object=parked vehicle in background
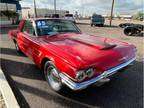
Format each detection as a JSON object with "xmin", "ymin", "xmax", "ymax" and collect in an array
[
  {"xmin": 64, "ymin": 14, "xmax": 76, "ymax": 23},
  {"xmin": 124, "ymin": 24, "xmax": 144, "ymax": 36},
  {"xmin": 119, "ymin": 23, "xmax": 134, "ymax": 28},
  {"xmin": 91, "ymin": 14, "xmax": 105, "ymax": 27},
  {"xmin": 52, "ymin": 14, "xmax": 59, "ymax": 18}
]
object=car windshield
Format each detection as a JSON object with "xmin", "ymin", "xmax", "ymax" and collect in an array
[{"xmin": 36, "ymin": 19, "xmax": 80, "ymax": 36}]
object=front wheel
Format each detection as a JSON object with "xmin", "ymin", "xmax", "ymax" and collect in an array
[
  {"xmin": 44, "ymin": 61, "xmax": 64, "ymax": 92},
  {"xmin": 124, "ymin": 28, "xmax": 133, "ymax": 36}
]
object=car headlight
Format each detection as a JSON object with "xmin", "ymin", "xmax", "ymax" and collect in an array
[
  {"xmin": 85, "ymin": 68, "xmax": 95, "ymax": 78},
  {"xmin": 76, "ymin": 70, "xmax": 86, "ymax": 82},
  {"xmin": 76, "ymin": 68, "xmax": 96, "ymax": 82}
]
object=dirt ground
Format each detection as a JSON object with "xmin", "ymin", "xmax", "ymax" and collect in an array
[{"xmin": 76, "ymin": 19, "xmax": 143, "ymax": 26}]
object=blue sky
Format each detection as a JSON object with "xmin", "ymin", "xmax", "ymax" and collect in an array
[{"xmin": 20, "ymin": 0, "xmax": 143, "ymax": 15}]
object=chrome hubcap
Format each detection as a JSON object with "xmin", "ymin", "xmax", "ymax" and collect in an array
[{"xmin": 47, "ymin": 66, "xmax": 61, "ymax": 90}]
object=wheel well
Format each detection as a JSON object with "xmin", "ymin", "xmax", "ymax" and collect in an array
[{"xmin": 41, "ymin": 57, "xmax": 50, "ymax": 70}]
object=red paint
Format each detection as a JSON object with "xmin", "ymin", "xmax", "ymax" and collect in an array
[{"xmin": 9, "ymin": 19, "xmax": 136, "ymax": 82}]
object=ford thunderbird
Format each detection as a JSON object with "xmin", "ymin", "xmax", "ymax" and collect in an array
[{"xmin": 9, "ymin": 18, "xmax": 136, "ymax": 92}]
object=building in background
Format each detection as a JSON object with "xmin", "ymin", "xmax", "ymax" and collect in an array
[
  {"xmin": 0, "ymin": 0, "xmax": 21, "ymax": 25},
  {"xmin": 119, "ymin": 14, "xmax": 132, "ymax": 20},
  {"xmin": 0, "ymin": 3, "xmax": 16, "ymax": 11},
  {"xmin": 0, "ymin": 3, "xmax": 16, "ymax": 21},
  {"xmin": 22, "ymin": 7, "xmax": 68, "ymax": 18}
]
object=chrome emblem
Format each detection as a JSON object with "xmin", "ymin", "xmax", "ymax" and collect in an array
[
  {"xmin": 118, "ymin": 56, "xmax": 128, "ymax": 61},
  {"xmin": 102, "ymin": 72, "xmax": 108, "ymax": 78}
]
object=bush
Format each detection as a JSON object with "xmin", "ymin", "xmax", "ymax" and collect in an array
[
  {"xmin": 132, "ymin": 12, "xmax": 144, "ymax": 21},
  {"xmin": 1, "ymin": 10, "xmax": 19, "ymax": 24}
]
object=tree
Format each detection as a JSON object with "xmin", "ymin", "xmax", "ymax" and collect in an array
[{"xmin": 1, "ymin": 10, "xmax": 18, "ymax": 24}]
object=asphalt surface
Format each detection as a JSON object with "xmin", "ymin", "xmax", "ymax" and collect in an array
[{"xmin": 0, "ymin": 25, "xmax": 143, "ymax": 108}]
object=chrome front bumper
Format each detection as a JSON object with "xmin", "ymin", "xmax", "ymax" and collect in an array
[{"xmin": 59, "ymin": 57, "xmax": 136, "ymax": 90}]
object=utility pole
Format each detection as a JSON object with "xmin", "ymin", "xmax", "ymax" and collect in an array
[
  {"xmin": 34, "ymin": 0, "xmax": 37, "ymax": 18},
  {"xmin": 110, "ymin": 0, "xmax": 114, "ymax": 26},
  {"xmin": 5, "ymin": 2, "xmax": 10, "ymax": 20},
  {"xmin": 54, "ymin": 0, "xmax": 56, "ymax": 14}
]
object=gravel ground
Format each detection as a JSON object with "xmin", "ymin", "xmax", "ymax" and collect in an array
[
  {"xmin": 0, "ymin": 92, "xmax": 6, "ymax": 108},
  {"xmin": 76, "ymin": 19, "xmax": 143, "ymax": 26}
]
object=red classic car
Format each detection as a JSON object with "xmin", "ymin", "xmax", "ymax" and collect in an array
[{"xmin": 9, "ymin": 18, "xmax": 136, "ymax": 92}]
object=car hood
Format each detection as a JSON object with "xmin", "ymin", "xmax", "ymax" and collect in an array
[{"xmin": 41, "ymin": 33, "xmax": 136, "ymax": 71}]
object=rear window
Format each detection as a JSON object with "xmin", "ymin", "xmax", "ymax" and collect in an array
[{"xmin": 92, "ymin": 15, "xmax": 103, "ymax": 18}]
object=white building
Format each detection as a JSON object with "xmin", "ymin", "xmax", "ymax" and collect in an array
[
  {"xmin": 22, "ymin": 7, "xmax": 68, "ymax": 18},
  {"xmin": 119, "ymin": 14, "xmax": 132, "ymax": 20}
]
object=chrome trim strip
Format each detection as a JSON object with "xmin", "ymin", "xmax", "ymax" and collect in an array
[{"xmin": 59, "ymin": 57, "xmax": 136, "ymax": 90}]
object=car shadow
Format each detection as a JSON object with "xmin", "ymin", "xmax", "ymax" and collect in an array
[
  {"xmin": 14, "ymin": 81, "xmax": 91, "ymax": 108},
  {"xmin": 1, "ymin": 58, "xmax": 45, "ymax": 81},
  {"xmin": 1, "ymin": 58, "xmax": 143, "ymax": 108},
  {"xmin": 1, "ymin": 47, "xmax": 26, "ymax": 57},
  {"xmin": 2, "ymin": 67, "xmax": 30, "ymax": 108}
]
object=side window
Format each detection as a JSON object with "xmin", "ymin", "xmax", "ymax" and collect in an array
[{"xmin": 23, "ymin": 21, "xmax": 35, "ymax": 36}]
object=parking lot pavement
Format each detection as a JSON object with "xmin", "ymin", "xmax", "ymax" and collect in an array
[{"xmin": 0, "ymin": 24, "xmax": 143, "ymax": 108}]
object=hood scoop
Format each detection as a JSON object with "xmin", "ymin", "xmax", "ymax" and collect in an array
[
  {"xmin": 43, "ymin": 33, "xmax": 117, "ymax": 50},
  {"xmin": 101, "ymin": 44, "xmax": 117, "ymax": 50},
  {"xmin": 101, "ymin": 39, "xmax": 117, "ymax": 50},
  {"xmin": 68, "ymin": 35, "xmax": 117, "ymax": 50}
]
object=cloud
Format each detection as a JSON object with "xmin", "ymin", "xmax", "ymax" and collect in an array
[{"xmin": 20, "ymin": 0, "xmax": 143, "ymax": 15}]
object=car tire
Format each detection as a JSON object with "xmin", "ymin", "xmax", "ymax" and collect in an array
[
  {"xmin": 44, "ymin": 61, "xmax": 64, "ymax": 92},
  {"xmin": 15, "ymin": 42, "xmax": 22, "ymax": 54},
  {"xmin": 91, "ymin": 23, "xmax": 93, "ymax": 27},
  {"xmin": 124, "ymin": 28, "xmax": 133, "ymax": 36}
]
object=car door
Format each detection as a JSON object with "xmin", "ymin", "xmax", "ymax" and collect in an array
[
  {"xmin": 17, "ymin": 20, "xmax": 32, "ymax": 56},
  {"xmin": 16, "ymin": 21, "xmax": 33, "ymax": 55},
  {"xmin": 17, "ymin": 20, "xmax": 42, "ymax": 62}
]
